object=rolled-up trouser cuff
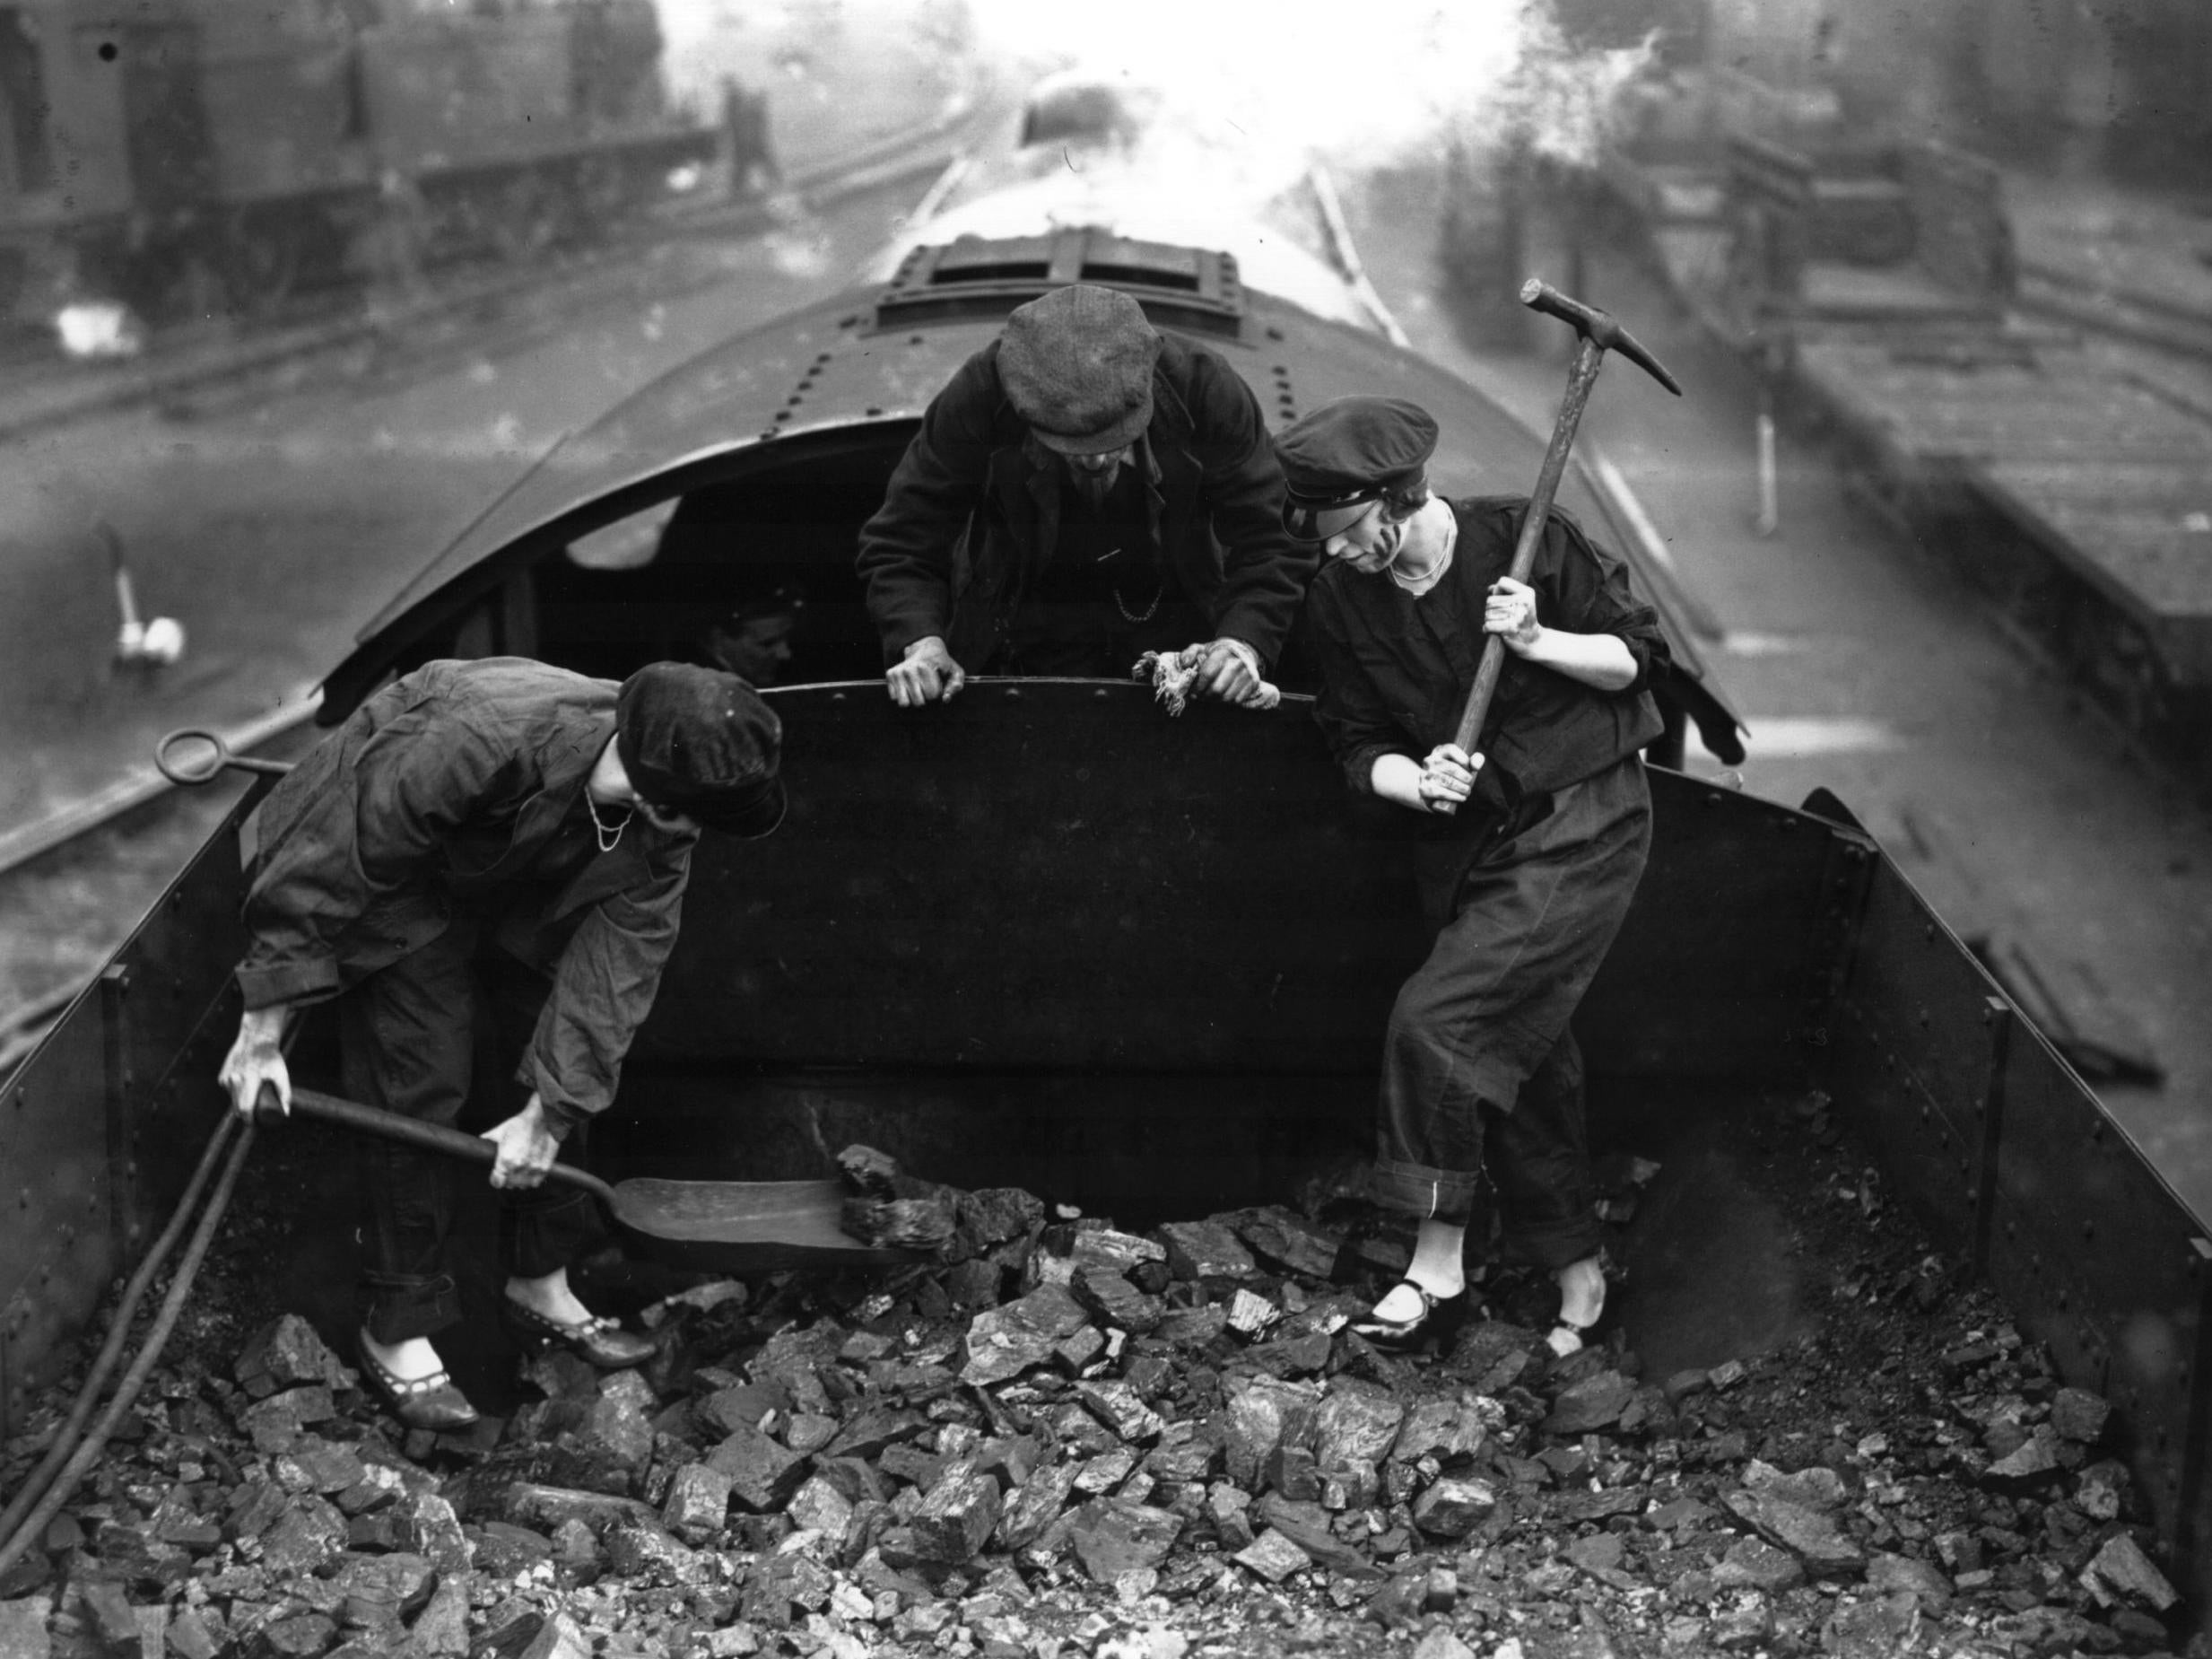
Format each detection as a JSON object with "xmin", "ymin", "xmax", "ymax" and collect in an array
[
  {"xmin": 1497, "ymin": 1209, "xmax": 1606, "ymax": 1273},
  {"xmin": 361, "ymin": 1270, "xmax": 463, "ymax": 1345},
  {"xmin": 502, "ymin": 1179, "xmax": 607, "ymax": 1282},
  {"xmin": 1370, "ymin": 1155, "xmax": 1484, "ymax": 1227}
]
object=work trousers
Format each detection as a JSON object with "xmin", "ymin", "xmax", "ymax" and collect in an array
[
  {"xmin": 337, "ymin": 918, "xmax": 605, "ymax": 1343},
  {"xmin": 1370, "ymin": 755, "xmax": 1651, "ymax": 1270}
]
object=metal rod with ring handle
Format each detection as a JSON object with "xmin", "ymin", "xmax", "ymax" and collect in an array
[{"xmin": 156, "ymin": 728, "xmax": 296, "ymax": 786}]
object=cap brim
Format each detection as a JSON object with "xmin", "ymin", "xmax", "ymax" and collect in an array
[
  {"xmin": 1028, "ymin": 400, "xmax": 1153, "ymax": 456},
  {"xmin": 1282, "ymin": 493, "xmax": 1381, "ymax": 544},
  {"xmin": 680, "ymin": 773, "xmax": 788, "ymax": 840}
]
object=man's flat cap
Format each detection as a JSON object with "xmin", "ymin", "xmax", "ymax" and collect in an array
[
  {"xmin": 998, "ymin": 284, "xmax": 1160, "ymax": 455},
  {"xmin": 1272, "ymin": 396, "xmax": 1440, "ymax": 540},
  {"xmin": 615, "ymin": 663, "xmax": 786, "ymax": 839}
]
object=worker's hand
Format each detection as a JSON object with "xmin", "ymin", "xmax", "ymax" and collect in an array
[
  {"xmin": 886, "ymin": 636, "xmax": 966, "ymax": 707},
  {"xmin": 219, "ymin": 1006, "xmax": 292, "ymax": 1122},
  {"xmin": 1193, "ymin": 638, "xmax": 1268, "ymax": 708},
  {"xmin": 482, "ymin": 1095, "xmax": 562, "ymax": 1191},
  {"xmin": 1417, "ymin": 743, "xmax": 1481, "ymax": 813},
  {"xmin": 1485, "ymin": 577, "xmax": 1543, "ymax": 652}
]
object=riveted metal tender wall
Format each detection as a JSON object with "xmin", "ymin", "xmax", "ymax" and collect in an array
[
  {"xmin": 0, "ymin": 786, "xmax": 257, "ymax": 1438},
  {"xmin": 1824, "ymin": 846, "xmax": 2212, "ymax": 1611},
  {"xmin": 636, "ymin": 685, "xmax": 1836, "ymax": 1084}
]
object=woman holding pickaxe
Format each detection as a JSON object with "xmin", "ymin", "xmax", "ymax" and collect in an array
[{"xmin": 1279, "ymin": 358, "xmax": 1677, "ymax": 1356}]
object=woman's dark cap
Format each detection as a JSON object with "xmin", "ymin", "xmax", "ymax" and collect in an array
[
  {"xmin": 1272, "ymin": 396, "xmax": 1440, "ymax": 540},
  {"xmin": 614, "ymin": 663, "xmax": 786, "ymax": 839}
]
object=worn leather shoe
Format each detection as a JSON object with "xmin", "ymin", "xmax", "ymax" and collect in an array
[
  {"xmin": 500, "ymin": 1297, "xmax": 656, "ymax": 1370},
  {"xmin": 355, "ymin": 1335, "xmax": 480, "ymax": 1433}
]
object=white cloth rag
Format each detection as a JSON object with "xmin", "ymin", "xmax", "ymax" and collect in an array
[{"xmin": 1131, "ymin": 645, "xmax": 1281, "ymax": 715}]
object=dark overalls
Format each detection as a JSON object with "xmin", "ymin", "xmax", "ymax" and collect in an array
[
  {"xmin": 235, "ymin": 659, "xmax": 695, "ymax": 1342},
  {"xmin": 1371, "ymin": 757, "xmax": 1650, "ymax": 1263},
  {"xmin": 338, "ymin": 896, "xmax": 605, "ymax": 1342}
]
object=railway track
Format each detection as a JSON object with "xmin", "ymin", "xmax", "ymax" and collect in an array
[{"xmin": 0, "ymin": 77, "xmax": 1002, "ymax": 445}]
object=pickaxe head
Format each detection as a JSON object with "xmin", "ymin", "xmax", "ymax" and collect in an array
[{"xmin": 1520, "ymin": 278, "xmax": 1682, "ymax": 397}]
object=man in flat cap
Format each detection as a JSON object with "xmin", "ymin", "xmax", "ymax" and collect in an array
[
  {"xmin": 220, "ymin": 658, "xmax": 785, "ymax": 1429},
  {"xmin": 1279, "ymin": 396, "xmax": 1671, "ymax": 1358},
  {"xmin": 857, "ymin": 283, "xmax": 1314, "ymax": 705}
]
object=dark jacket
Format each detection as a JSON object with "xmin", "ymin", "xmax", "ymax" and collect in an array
[
  {"xmin": 236, "ymin": 658, "xmax": 695, "ymax": 1130},
  {"xmin": 856, "ymin": 333, "xmax": 1316, "ymax": 669},
  {"xmin": 1306, "ymin": 497, "xmax": 1668, "ymax": 809}
]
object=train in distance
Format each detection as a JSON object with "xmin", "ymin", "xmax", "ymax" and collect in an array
[
  {"xmin": 0, "ymin": 0, "xmax": 736, "ymax": 332},
  {"xmin": 4, "ymin": 158, "xmax": 2211, "ymax": 1612}
]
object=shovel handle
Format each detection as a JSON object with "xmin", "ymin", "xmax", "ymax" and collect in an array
[{"xmin": 279, "ymin": 1087, "xmax": 618, "ymax": 1205}]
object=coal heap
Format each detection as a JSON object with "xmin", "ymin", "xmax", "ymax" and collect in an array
[{"xmin": 0, "ymin": 1116, "xmax": 2196, "ymax": 1659}]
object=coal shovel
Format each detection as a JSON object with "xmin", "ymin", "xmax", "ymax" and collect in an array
[{"xmin": 274, "ymin": 1087, "xmax": 913, "ymax": 1271}]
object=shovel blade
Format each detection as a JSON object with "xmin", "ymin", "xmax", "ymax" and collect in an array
[{"xmin": 606, "ymin": 1176, "xmax": 914, "ymax": 1272}]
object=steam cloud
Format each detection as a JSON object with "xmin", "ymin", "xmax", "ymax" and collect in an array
[
  {"xmin": 653, "ymin": 0, "xmax": 1654, "ymax": 300},
  {"xmin": 958, "ymin": 0, "xmax": 1656, "ymax": 182},
  {"xmin": 655, "ymin": 1, "xmax": 1652, "ymax": 182}
]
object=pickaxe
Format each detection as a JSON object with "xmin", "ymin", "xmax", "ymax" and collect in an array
[{"xmin": 1439, "ymin": 278, "xmax": 1680, "ymax": 813}]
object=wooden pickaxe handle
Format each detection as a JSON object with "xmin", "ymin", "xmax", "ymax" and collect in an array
[{"xmin": 1435, "ymin": 279, "xmax": 1680, "ymax": 813}]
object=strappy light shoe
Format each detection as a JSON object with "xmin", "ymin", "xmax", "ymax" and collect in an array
[
  {"xmin": 500, "ymin": 1297, "xmax": 655, "ymax": 1370},
  {"xmin": 1351, "ymin": 1279, "xmax": 1475, "ymax": 1351},
  {"xmin": 356, "ymin": 1333, "xmax": 480, "ymax": 1433}
]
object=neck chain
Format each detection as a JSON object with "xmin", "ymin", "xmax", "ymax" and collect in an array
[
  {"xmin": 1114, "ymin": 580, "xmax": 1164, "ymax": 623},
  {"xmin": 586, "ymin": 792, "xmax": 631, "ymax": 853}
]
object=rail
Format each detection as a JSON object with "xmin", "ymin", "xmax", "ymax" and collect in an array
[{"xmin": 1308, "ymin": 162, "xmax": 1413, "ymax": 349}]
